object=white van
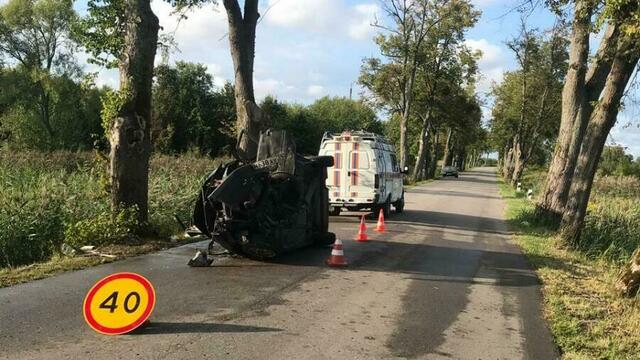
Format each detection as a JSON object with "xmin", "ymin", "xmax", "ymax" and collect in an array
[{"xmin": 318, "ymin": 131, "xmax": 406, "ymax": 217}]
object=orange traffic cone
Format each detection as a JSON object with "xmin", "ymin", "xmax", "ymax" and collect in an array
[
  {"xmin": 354, "ymin": 215, "xmax": 369, "ymax": 242},
  {"xmin": 326, "ymin": 239, "xmax": 348, "ymax": 267},
  {"xmin": 374, "ymin": 209, "xmax": 386, "ymax": 233}
]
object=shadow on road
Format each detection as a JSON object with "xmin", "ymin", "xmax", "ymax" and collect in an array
[{"xmin": 132, "ymin": 322, "xmax": 282, "ymax": 335}]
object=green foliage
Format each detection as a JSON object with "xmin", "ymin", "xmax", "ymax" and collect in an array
[
  {"xmin": 580, "ymin": 196, "xmax": 640, "ymax": 262},
  {"xmin": 64, "ymin": 207, "xmax": 138, "ymax": 248},
  {"xmin": 261, "ymin": 96, "xmax": 384, "ymax": 155},
  {"xmin": 514, "ymin": 166, "xmax": 640, "ymax": 264},
  {"xmin": 100, "ymin": 84, "xmax": 130, "ymax": 134},
  {"xmin": 72, "ymin": 0, "xmax": 126, "ymax": 68},
  {"xmin": 0, "ymin": 149, "xmax": 220, "ymax": 269},
  {"xmin": 598, "ymin": 145, "xmax": 640, "ymax": 177},
  {"xmin": 0, "ymin": 167, "xmax": 65, "ymax": 267},
  {"xmin": 152, "ymin": 62, "xmax": 235, "ymax": 156},
  {"xmin": 0, "ymin": 67, "xmax": 105, "ymax": 150},
  {"xmin": 500, "ymin": 177, "xmax": 640, "ymax": 359},
  {"xmin": 489, "ymin": 26, "xmax": 567, "ymax": 166}
]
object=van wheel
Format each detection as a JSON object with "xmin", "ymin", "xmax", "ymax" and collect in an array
[
  {"xmin": 383, "ymin": 197, "xmax": 391, "ymax": 218},
  {"xmin": 329, "ymin": 206, "xmax": 341, "ymax": 216},
  {"xmin": 394, "ymin": 192, "xmax": 404, "ymax": 213}
]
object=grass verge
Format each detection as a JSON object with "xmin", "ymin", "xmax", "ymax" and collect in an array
[{"xmin": 498, "ymin": 179, "xmax": 640, "ymax": 359}]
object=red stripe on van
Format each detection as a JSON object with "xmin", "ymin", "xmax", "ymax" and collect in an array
[
  {"xmin": 351, "ymin": 142, "xmax": 359, "ymax": 186},
  {"xmin": 334, "ymin": 170, "xmax": 341, "ymax": 187}
]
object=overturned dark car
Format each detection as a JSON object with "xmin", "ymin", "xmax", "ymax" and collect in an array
[{"xmin": 191, "ymin": 129, "xmax": 336, "ymax": 260}]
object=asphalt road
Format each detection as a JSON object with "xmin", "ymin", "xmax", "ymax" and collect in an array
[{"xmin": 0, "ymin": 167, "xmax": 557, "ymax": 359}]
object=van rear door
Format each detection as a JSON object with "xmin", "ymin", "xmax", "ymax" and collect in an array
[
  {"xmin": 346, "ymin": 142, "xmax": 373, "ymax": 199},
  {"xmin": 321, "ymin": 141, "xmax": 349, "ymax": 200}
]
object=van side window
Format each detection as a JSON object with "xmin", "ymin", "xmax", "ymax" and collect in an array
[{"xmin": 390, "ymin": 154, "xmax": 398, "ymax": 172}]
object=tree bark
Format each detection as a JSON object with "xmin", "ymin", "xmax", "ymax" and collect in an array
[
  {"xmin": 560, "ymin": 43, "xmax": 639, "ymax": 244},
  {"xmin": 223, "ymin": 0, "xmax": 264, "ymax": 160},
  {"xmin": 441, "ymin": 127, "xmax": 453, "ymax": 168},
  {"xmin": 427, "ymin": 129, "xmax": 440, "ymax": 179},
  {"xmin": 510, "ymin": 140, "xmax": 524, "ymax": 187},
  {"xmin": 110, "ymin": 0, "xmax": 159, "ymax": 224},
  {"xmin": 536, "ymin": 0, "xmax": 592, "ymax": 218},
  {"xmin": 399, "ymin": 67, "xmax": 416, "ymax": 169},
  {"xmin": 412, "ymin": 112, "xmax": 432, "ymax": 181}
]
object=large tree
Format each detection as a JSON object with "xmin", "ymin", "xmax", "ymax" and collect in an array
[
  {"xmin": 75, "ymin": 0, "xmax": 159, "ymax": 224},
  {"xmin": 0, "ymin": 0, "xmax": 77, "ymax": 143},
  {"xmin": 360, "ymin": 0, "xmax": 446, "ymax": 169},
  {"xmin": 536, "ymin": 0, "xmax": 639, "ymax": 229},
  {"xmin": 410, "ymin": 0, "xmax": 480, "ymax": 181},
  {"xmin": 493, "ymin": 24, "xmax": 567, "ymax": 186},
  {"xmin": 222, "ymin": 0, "xmax": 266, "ymax": 160}
]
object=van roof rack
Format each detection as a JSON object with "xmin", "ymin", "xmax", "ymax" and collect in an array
[{"xmin": 321, "ymin": 131, "xmax": 391, "ymax": 145}]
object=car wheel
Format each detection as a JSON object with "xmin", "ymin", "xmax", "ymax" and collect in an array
[
  {"xmin": 383, "ymin": 196, "xmax": 391, "ymax": 218},
  {"xmin": 329, "ymin": 206, "xmax": 341, "ymax": 216},
  {"xmin": 455, "ymin": 174, "xmax": 459, "ymax": 178},
  {"xmin": 394, "ymin": 192, "xmax": 404, "ymax": 213}
]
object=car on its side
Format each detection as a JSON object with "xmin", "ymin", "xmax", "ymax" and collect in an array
[{"xmin": 442, "ymin": 166, "xmax": 459, "ymax": 178}]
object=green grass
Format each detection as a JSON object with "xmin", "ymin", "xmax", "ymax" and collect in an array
[
  {"xmin": 499, "ymin": 178, "xmax": 640, "ymax": 359},
  {"xmin": 0, "ymin": 149, "xmax": 222, "ymax": 272}
]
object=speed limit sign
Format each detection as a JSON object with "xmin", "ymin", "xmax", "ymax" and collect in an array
[{"xmin": 83, "ymin": 272, "xmax": 156, "ymax": 335}]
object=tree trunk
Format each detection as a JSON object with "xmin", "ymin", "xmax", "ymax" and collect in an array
[
  {"xmin": 503, "ymin": 138, "xmax": 517, "ymax": 181},
  {"xmin": 511, "ymin": 140, "xmax": 525, "ymax": 187},
  {"xmin": 441, "ymin": 127, "xmax": 453, "ymax": 168},
  {"xmin": 427, "ymin": 130, "xmax": 439, "ymax": 179},
  {"xmin": 560, "ymin": 45, "xmax": 639, "ymax": 244},
  {"xmin": 412, "ymin": 113, "xmax": 432, "ymax": 181},
  {"xmin": 399, "ymin": 68, "xmax": 416, "ymax": 169},
  {"xmin": 536, "ymin": 0, "xmax": 592, "ymax": 218},
  {"xmin": 110, "ymin": 0, "xmax": 159, "ymax": 224},
  {"xmin": 223, "ymin": 0, "xmax": 264, "ymax": 160}
]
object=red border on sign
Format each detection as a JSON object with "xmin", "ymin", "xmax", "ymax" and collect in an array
[{"xmin": 83, "ymin": 272, "xmax": 155, "ymax": 335}]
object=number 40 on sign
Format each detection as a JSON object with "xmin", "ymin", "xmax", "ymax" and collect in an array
[{"xmin": 83, "ymin": 272, "xmax": 156, "ymax": 335}]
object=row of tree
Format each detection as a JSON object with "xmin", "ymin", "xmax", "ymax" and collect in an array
[
  {"xmin": 359, "ymin": 0, "xmax": 488, "ymax": 181},
  {"xmin": 493, "ymin": 0, "xmax": 639, "ymax": 279}
]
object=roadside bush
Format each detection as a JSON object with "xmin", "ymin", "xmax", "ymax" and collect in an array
[
  {"xmin": 0, "ymin": 149, "xmax": 219, "ymax": 269},
  {"xmin": 0, "ymin": 166, "xmax": 66, "ymax": 267},
  {"xmin": 64, "ymin": 208, "xmax": 138, "ymax": 248},
  {"xmin": 579, "ymin": 197, "xmax": 640, "ymax": 263}
]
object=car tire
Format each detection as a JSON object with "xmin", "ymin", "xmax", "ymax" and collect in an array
[
  {"xmin": 455, "ymin": 174, "xmax": 459, "ymax": 178},
  {"xmin": 394, "ymin": 191, "xmax": 404, "ymax": 213},
  {"xmin": 383, "ymin": 196, "xmax": 391, "ymax": 218},
  {"xmin": 329, "ymin": 206, "xmax": 341, "ymax": 216}
]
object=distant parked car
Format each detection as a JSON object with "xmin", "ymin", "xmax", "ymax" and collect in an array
[{"xmin": 442, "ymin": 166, "xmax": 459, "ymax": 178}]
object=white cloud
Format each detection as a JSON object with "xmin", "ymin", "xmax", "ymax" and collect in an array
[
  {"xmin": 255, "ymin": 78, "xmax": 296, "ymax": 100},
  {"xmin": 265, "ymin": 0, "xmax": 379, "ymax": 41},
  {"xmin": 609, "ymin": 115, "xmax": 640, "ymax": 158},
  {"xmin": 465, "ymin": 38, "xmax": 507, "ymax": 95},
  {"xmin": 307, "ymin": 85, "xmax": 326, "ymax": 97},
  {"xmin": 348, "ymin": 4, "xmax": 380, "ymax": 40},
  {"xmin": 152, "ymin": 1, "xmax": 228, "ymax": 56}
]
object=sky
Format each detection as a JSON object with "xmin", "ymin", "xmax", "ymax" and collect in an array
[{"xmin": 6, "ymin": 0, "xmax": 638, "ymax": 157}]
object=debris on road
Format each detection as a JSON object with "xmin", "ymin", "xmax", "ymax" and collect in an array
[{"xmin": 188, "ymin": 250, "xmax": 213, "ymax": 267}]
